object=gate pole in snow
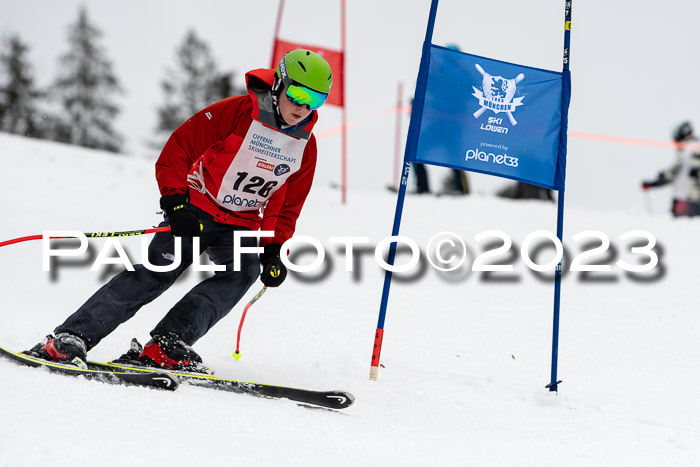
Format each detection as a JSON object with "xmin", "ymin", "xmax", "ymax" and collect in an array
[
  {"xmin": 370, "ymin": 0, "xmax": 439, "ymax": 381},
  {"xmin": 546, "ymin": 0, "xmax": 573, "ymax": 393},
  {"xmin": 547, "ymin": 191, "xmax": 565, "ymax": 392}
]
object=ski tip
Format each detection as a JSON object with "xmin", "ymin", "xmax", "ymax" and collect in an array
[
  {"xmin": 328, "ymin": 390, "xmax": 355, "ymax": 409},
  {"xmin": 344, "ymin": 391, "xmax": 356, "ymax": 408},
  {"xmin": 151, "ymin": 371, "xmax": 180, "ymax": 390}
]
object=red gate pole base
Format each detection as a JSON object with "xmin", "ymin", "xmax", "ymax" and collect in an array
[{"xmin": 370, "ymin": 328, "xmax": 384, "ymax": 380}]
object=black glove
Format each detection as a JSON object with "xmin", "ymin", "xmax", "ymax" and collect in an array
[
  {"xmin": 259, "ymin": 244, "xmax": 287, "ymax": 287},
  {"xmin": 160, "ymin": 194, "xmax": 201, "ymax": 237},
  {"xmin": 642, "ymin": 179, "xmax": 666, "ymax": 190}
]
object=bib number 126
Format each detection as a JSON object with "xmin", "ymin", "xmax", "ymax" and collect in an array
[{"xmin": 232, "ymin": 171, "xmax": 278, "ymax": 198}]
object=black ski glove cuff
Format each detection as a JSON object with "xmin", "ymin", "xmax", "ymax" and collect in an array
[
  {"xmin": 160, "ymin": 194, "xmax": 201, "ymax": 237},
  {"xmin": 260, "ymin": 243, "xmax": 287, "ymax": 287},
  {"xmin": 160, "ymin": 193, "xmax": 189, "ymax": 213}
]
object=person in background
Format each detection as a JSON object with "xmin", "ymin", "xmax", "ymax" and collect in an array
[
  {"xmin": 642, "ymin": 121, "xmax": 700, "ymax": 217},
  {"xmin": 497, "ymin": 181, "xmax": 552, "ymax": 201},
  {"xmin": 413, "ymin": 162, "xmax": 431, "ymax": 193}
]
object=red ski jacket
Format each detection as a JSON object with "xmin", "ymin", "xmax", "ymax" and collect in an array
[{"xmin": 155, "ymin": 69, "xmax": 319, "ymax": 247}]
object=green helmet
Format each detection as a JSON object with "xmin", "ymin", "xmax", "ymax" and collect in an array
[{"xmin": 275, "ymin": 49, "xmax": 333, "ymax": 94}]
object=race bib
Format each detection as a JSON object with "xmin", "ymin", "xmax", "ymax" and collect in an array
[{"xmin": 201, "ymin": 120, "xmax": 308, "ymax": 212}]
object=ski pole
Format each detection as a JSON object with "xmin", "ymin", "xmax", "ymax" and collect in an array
[
  {"xmin": 233, "ymin": 286, "xmax": 268, "ymax": 360},
  {"xmin": 0, "ymin": 227, "xmax": 172, "ymax": 249},
  {"xmin": 643, "ymin": 189, "xmax": 652, "ymax": 215}
]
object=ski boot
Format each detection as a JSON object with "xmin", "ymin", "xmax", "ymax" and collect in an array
[
  {"xmin": 23, "ymin": 333, "xmax": 88, "ymax": 369},
  {"xmin": 118, "ymin": 334, "xmax": 212, "ymax": 374}
]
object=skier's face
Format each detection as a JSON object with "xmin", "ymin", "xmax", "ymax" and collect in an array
[{"xmin": 279, "ymin": 85, "xmax": 313, "ymax": 126}]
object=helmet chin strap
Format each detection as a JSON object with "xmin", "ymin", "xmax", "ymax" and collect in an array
[{"xmin": 271, "ymin": 77, "xmax": 289, "ymax": 126}]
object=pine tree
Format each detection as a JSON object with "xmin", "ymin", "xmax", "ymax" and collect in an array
[
  {"xmin": 50, "ymin": 6, "xmax": 123, "ymax": 152},
  {"xmin": 0, "ymin": 34, "xmax": 44, "ymax": 138},
  {"xmin": 154, "ymin": 30, "xmax": 245, "ymax": 144}
]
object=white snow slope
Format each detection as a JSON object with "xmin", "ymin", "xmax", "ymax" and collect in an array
[{"xmin": 1, "ymin": 133, "xmax": 699, "ymax": 466}]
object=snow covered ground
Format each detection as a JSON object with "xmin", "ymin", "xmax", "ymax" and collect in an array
[{"xmin": 1, "ymin": 133, "xmax": 699, "ymax": 466}]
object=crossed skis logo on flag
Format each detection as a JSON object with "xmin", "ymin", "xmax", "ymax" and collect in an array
[{"xmin": 472, "ymin": 64, "xmax": 525, "ymax": 126}]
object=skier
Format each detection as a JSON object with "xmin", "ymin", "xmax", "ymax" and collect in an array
[
  {"xmin": 413, "ymin": 162, "xmax": 431, "ymax": 194},
  {"xmin": 642, "ymin": 121, "xmax": 700, "ymax": 217},
  {"xmin": 24, "ymin": 49, "xmax": 333, "ymax": 372}
]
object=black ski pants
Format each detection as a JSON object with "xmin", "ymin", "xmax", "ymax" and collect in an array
[{"xmin": 55, "ymin": 207, "xmax": 261, "ymax": 350}]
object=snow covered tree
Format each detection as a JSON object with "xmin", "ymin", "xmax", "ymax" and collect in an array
[
  {"xmin": 0, "ymin": 34, "xmax": 45, "ymax": 138},
  {"xmin": 50, "ymin": 7, "xmax": 123, "ymax": 152},
  {"xmin": 153, "ymin": 30, "xmax": 245, "ymax": 145}
]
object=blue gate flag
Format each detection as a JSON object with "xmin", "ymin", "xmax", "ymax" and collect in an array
[{"xmin": 414, "ymin": 45, "xmax": 570, "ymax": 190}]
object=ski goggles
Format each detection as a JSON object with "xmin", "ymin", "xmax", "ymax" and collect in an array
[{"xmin": 285, "ymin": 83, "xmax": 328, "ymax": 110}]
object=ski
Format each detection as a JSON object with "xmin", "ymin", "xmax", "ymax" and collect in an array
[
  {"xmin": 89, "ymin": 359, "xmax": 354, "ymax": 410},
  {"xmin": 0, "ymin": 345, "xmax": 179, "ymax": 391}
]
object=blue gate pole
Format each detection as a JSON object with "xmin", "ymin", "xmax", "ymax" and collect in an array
[
  {"xmin": 547, "ymin": 191, "xmax": 565, "ymax": 392},
  {"xmin": 370, "ymin": 0, "xmax": 439, "ymax": 381},
  {"xmin": 546, "ymin": 0, "xmax": 573, "ymax": 393}
]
